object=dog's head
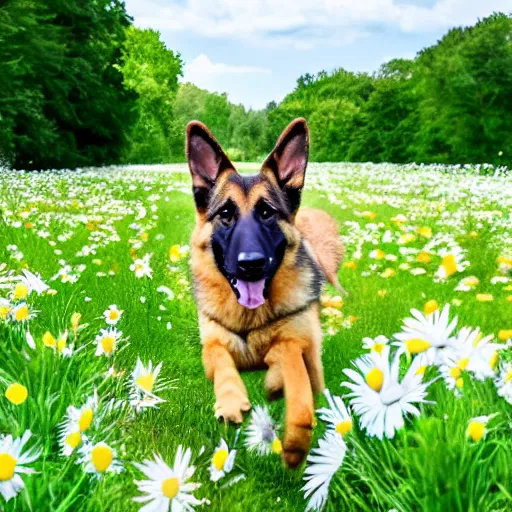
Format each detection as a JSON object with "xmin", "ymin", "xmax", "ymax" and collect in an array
[{"xmin": 186, "ymin": 118, "xmax": 309, "ymax": 309}]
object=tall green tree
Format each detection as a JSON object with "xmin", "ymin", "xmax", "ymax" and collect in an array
[
  {"xmin": 0, "ymin": 0, "xmax": 136, "ymax": 169},
  {"xmin": 120, "ymin": 27, "xmax": 183, "ymax": 163}
]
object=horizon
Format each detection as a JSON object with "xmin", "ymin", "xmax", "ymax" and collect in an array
[{"xmin": 125, "ymin": 0, "xmax": 511, "ymax": 109}]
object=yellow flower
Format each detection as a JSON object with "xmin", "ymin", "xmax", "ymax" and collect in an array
[
  {"xmin": 417, "ymin": 226, "xmax": 432, "ymax": 238},
  {"xmin": 424, "ymin": 300, "xmax": 439, "ymax": 315},
  {"xmin": 381, "ymin": 268, "xmax": 396, "ymax": 279},
  {"xmin": 343, "ymin": 261, "xmax": 357, "ymax": 269},
  {"xmin": 91, "ymin": 444, "xmax": 113, "ymax": 473},
  {"xmin": 498, "ymin": 330, "xmax": 512, "ymax": 341},
  {"xmin": 466, "ymin": 422, "xmax": 485, "ymax": 442},
  {"xmin": 468, "ymin": 231, "xmax": 478, "ymax": 238},
  {"xmin": 476, "ymin": 294, "xmax": 493, "ymax": 302},
  {"xmin": 370, "ymin": 249, "xmax": 385, "ymax": 260},
  {"xmin": 377, "ymin": 289, "xmax": 387, "ymax": 297},
  {"xmin": 361, "ymin": 211, "xmax": 376, "ymax": 220},
  {"xmin": 0, "ymin": 304, "xmax": 12, "ymax": 320},
  {"xmin": 5, "ymin": 383, "xmax": 28, "ymax": 405},
  {"xmin": 13, "ymin": 304, "xmax": 29, "ymax": 322},
  {"xmin": 169, "ymin": 245, "xmax": 182, "ymax": 263},
  {"xmin": 13, "ymin": 283, "xmax": 29, "ymax": 300},
  {"xmin": 399, "ymin": 233, "xmax": 416, "ymax": 244},
  {"xmin": 43, "ymin": 331, "xmax": 57, "ymax": 348},
  {"xmin": 271, "ymin": 438, "xmax": 282, "ymax": 454},
  {"xmin": 417, "ymin": 252, "xmax": 432, "ymax": 263}
]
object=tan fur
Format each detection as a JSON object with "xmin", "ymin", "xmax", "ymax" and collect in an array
[{"xmin": 187, "ymin": 118, "xmax": 344, "ymax": 468}]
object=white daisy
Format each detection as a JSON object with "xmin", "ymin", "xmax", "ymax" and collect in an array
[
  {"xmin": 78, "ymin": 441, "xmax": 123, "ymax": 476},
  {"xmin": 362, "ymin": 335, "xmax": 389, "ymax": 354},
  {"xmin": 0, "ymin": 430, "xmax": 40, "ymax": 502},
  {"xmin": 434, "ymin": 247, "xmax": 468, "ymax": 281},
  {"xmin": 455, "ymin": 276, "xmax": 480, "ymax": 292},
  {"xmin": 94, "ymin": 327, "xmax": 123, "ymax": 357},
  {"xmin": 302, "ymin": 432, "xmax": 346, "ymax": 511},
  {"xmin": 209, "ymin": 438, "xmax": 236, "ymax": 482},
  {"xmin": 244, "ymin": 405, "xmax": 282, "ymax": 456},
  {"xmin": 134, "ymin": 447, "xmax": 206, "ymax": 511},
  {"xmin": 130, "ymin": 253, "xmax": 153, "ymax": 279},
  {"xmin": 19, "ymin": 269, "xmax": 49, "ymax": 295},
  {"xmin": 342, "ymin": 350, "xmax": 434, "ymax": 439},
  {"xmin": 58, "ymin": 423, "xmax": 86, "ymax": 457},
  {"xmin": 60, "ymin": 396, "xmax": 97, "ymax": 437},
  {"xmin": 393, "ymin": 305, "xmax": 458, "ymax": 365},
  {"xmin": 316, "ymin": 389, "xmax": 352, "ymax": 437},
  {"xmin": 103, "ymin": 304, "xmax": 123, "ymax": 325},
  {"xmin": 129, "ymin": 358, "xmax": 172, "ymax": 412}
]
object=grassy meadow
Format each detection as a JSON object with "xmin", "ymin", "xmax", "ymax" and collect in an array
[{"xmin": 0, "ymin": 163, "xmax": 511, "ymax": 511}]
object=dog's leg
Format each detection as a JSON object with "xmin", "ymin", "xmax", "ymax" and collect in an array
[
  {"xmin": 303, "ymin": 342, "xmax": 325, "ymax": 394},
  {"xmin": 264, "ymin": 363, "xmax": 284, "ymax": 400},
  {"xmin": 203, "ymin": 339, "xmax": 251, "ymax": 423},
  {"xmin": 264, "ymin": 340, "xmax": 313, "ymax": 468}
]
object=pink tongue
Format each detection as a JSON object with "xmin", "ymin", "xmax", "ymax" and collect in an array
[{"xmin": 235, "ymin": 279, "xmax": 266, "ymax": 309}]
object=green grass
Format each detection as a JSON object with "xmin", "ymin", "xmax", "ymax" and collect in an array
[{"xmin": 0, "ymin": 163, "xmax": 511, "ymax": 511}]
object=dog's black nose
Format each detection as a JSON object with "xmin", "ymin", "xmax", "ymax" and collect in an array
[{"xmin": 237, "ymin": 251, "xmax": 265, "ymax": 278}]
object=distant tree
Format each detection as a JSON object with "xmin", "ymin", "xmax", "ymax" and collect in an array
[{"xmin": 0, "ymin": 0, "xmax": 137, "ymax": 169}]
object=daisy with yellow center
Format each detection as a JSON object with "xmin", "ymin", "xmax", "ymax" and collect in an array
[
  {"xmin": 362, "ymin": 335, "xmax": 389, "ymax": 354},
  {"xmin": 393, "ymin": 304, "xmax": 458, "ymax": 365},
  {"xmin": 0, "ymin": 430, "xmax": 40, "ymax": 502},
  {"xmin": 59, "ymin": 396, "xmax": 96, "ymax": 449},
  {"xmin": 466, "ymin": 415, "xmax": 496, "ymax": 443},
  {"xmin": 170, "ymin": 244, "xmax": 189, "ymax": 263},
  {"xmin": 11, "ymin": 303, "xmax": 32, "ymax": 323},
  {"xmin": 133, "ymin": 448, "xmax": 205, "ymax": 510},
  {"xmin": 12, "ymin": 282, "xmax": 29, "ymax": 301},
  {"xmin": 244, "ymin": 405, "xmax": 281, "ymax": 456},
  {"xmin": 0, "ymin": 299, "xmax": 12, "ymax": 321},
  {"xmin": 343, "ymin": 348, "xmax": 434, "ymax": 439},
  {"xmin": 103, "ymin": 304, "xmax": 123, "ymax": 326},
  {"xmin": 94, "ymin": 327, "xmax": 122, "ymax": 357},
  {"xmin": 5, "ymin": 383, "xmax": 28, "ymax": 405},
  {"xmin": 58, "ymin": 422, "xmax": 85, "ymax": 457},
  {"xmin": 129, "ymin": 358, "xmax": 172, "ymax": 412},
  {"xmin": 455, "ymin": 276, "xmax": 480, "ymax": 292},
  {"xmin": 435, "ymin": 247, "xmax": 468, "ymax": 281},
  {"xmin": 209, "ymin": 438, "xmax": 237, "ymax": 482},
  {"xmin": 369, "ymin": 249, "xmax": 385, "ymax": 260},
  {"xmin": 130, "ymin": 253, "xmax": 153, "ymax": 279},
  {"xmin": 317, "ymin": 389, "xmax": 353, "ymax": 437},
  {"xmin": 78, "ymin": 442, "xmax": 123, "ymax": 477}
]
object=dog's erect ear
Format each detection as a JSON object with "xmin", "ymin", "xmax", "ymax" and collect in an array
[
  {"xmin": 262, "ymin": 118, "xmax": 309, "ymax": 212},
  {"xmin": 186, "ymin": 121, "xmax": 235, "ymax": 211}
]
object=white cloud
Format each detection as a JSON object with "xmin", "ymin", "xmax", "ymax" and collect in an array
[
  {"xmin": 184, "ymin": 54, "xmax": 271, "ymax": 77},
  {"xmin": 125, "ymin": 0, "xmax": 511, "ymax": 49}
]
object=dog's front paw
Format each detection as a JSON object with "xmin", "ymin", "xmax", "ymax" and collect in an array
[{"xmin": 214, "ymin": 390, "xmax": 251, "ymax": 424}]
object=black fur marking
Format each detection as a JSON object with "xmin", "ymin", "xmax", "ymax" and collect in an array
[
  {"xmin": 284, "ymin": 186, "xmax": 302, "ymax": 213},
  {"xmin": 296, "ymin": 241, "xmax": 325, "ymax": 298},
  {"xmin": 193, "ymin": 186, "xmax": 210, "ymax": 211}
]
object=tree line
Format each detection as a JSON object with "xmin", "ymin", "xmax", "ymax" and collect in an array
[{"xmin": 0, "ymin": 2, "xmax": 510, "ymax": 169}]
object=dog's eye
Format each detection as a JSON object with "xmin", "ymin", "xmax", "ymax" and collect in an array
[
  {"xmin": 258, "ymin": 203, "xmax": 276, "ymax": 221},
  {"xmin": 219, "ymin": 203, "xmax": 235, "ymax": 224}
]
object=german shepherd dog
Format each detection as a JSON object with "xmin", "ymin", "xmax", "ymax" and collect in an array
[{"xmin": 186, "ymin": 118, "xmax": 344, "ymax": 467}]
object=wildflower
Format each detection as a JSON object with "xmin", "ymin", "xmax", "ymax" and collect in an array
[
  {"xmin": 129, "ymin": 358, "xmax": 170, "ymax": 412},
  {"xmin": 58, "ymin": 424, "xmax": 85, "ymax": 457},
  {"xmin": 316, "ymin": 389, "xmax": 352, "ymax": 436},
  {"xmin": 103, "ymin": 304, "xmax": 123, "ymax": 326},
  {"xmin": 0, "ymin": 299, "xmax": 12, "ymax": 320},
  {"xmin": 496, "ymin": 363, "xmax": 512, "ymax": 404},
  {"xmin": 11, "ymin": 303, "xmax": 31, "ymax": 323},
  {"xmin": 94, "ymin": 327, "xmax": 123, "ymax": 357},
  {"xmin": 5, "ymin": 383, "xmax": 28, "ymax": 405},
  {"xmin": 61, "ymin": 396, "xmax": 96, "ymax": 435},
  {"xmin": 476, "ymin": 294, "xmax": 493, "ymax": 302},
  {"xmin": 342, "ymin": 349, "xmax": 434, "ymax": 439},
  {"xmin": 343, "ymin": 261, "xmax": 357, "ymax": 269},
  {"xmin": 362, "ymin": 335, "xmax": 389, "ymax": 354},
  {"xmin": 435, "ymin": 248, "xmax": 468, "ymax": 281},
  {"xmin": 170, "ymin": 244, "xmax": 188, "ymax": 263},
  {"xmin": 393, "ymin": 305, "xmax": 458, "ymax": 364},
  {"xmin": 498, "ymin": 330, "xmax": 512, "ymax": 342},
  {"xmin": 369, "ymin": 249, "xmax": 385, "ymax": 260},
  {"xmin": 455, "ymin": 276, "xmax": 480, "ymax": 292},
  {"xmin": 134, "ymin": 448, "xmax": 205, "ymax": 510},
  {"xmin": 12, "ymin": 282, "xmax": 29, "ymax": 301},
  {"xmin": 71, "ymin": 312, "xmax": 82, "ymax": 335},
  {"xmin": 466, "ymin": 415, "xmax": 496, "ymax": 443},
  {"xmin": 0, "ymin": 430, "xmax": 40, "ymax": 502},
  {"xmin": 424, "ymin": 300, "xmax": 439, "ymax": 315},
  {"xmin": 130, "ymin": 253, "xmax": 153, "ymax": 279},
  {"xmin": 416, "ymin": 252, "xmax": 432, "ymax": 263},
  {"xmin": 417, "ymin": 226, "xmax": 432, "ymax": 238},
  {"xmin": 78, "ymin": 442, "xmax": 123, "ymax": 476},
  {"xmin": 381, "ymin": 268, "xmax": 396, "ymax": 278},
  {"xmin": 320, "ymin": 295, "xmax": 343, "ymax": 309},
  {"xmin": 209, "ymin": 439, "xmax": 237, "ymax": 482},
  {"xmin": 244, "ymin": 405, "xmax": 280, "ymax": 455},
  {"xmin": 377, "ymin": 289, "xmax": 387, "ymax": 297},
  {"xmin": 302, "ymin": 432, "xmax": 346, "ymax": 511}
]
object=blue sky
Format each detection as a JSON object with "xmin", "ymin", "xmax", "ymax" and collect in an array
[{"xmin": 124, "ymin": 1, "xmax": 510, "ymax": 109}]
